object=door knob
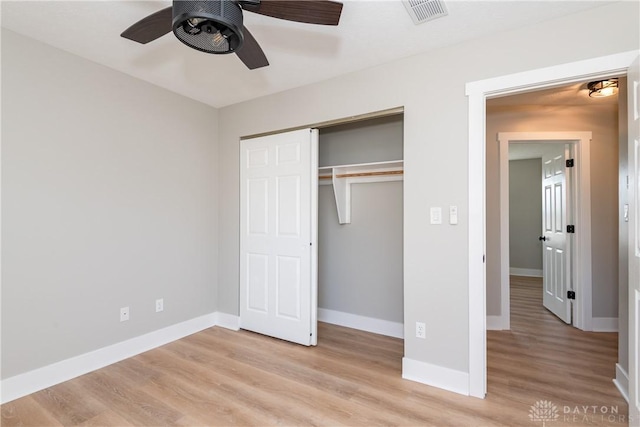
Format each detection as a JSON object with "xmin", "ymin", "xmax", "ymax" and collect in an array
[{"xmin": 538, "ymin": 236, "xmax": 547, "ymax": 241}]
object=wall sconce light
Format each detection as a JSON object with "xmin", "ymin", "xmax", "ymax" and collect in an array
[{"xmin": 587, "ymin": 79, "xmax": 619, "ymax": 98}]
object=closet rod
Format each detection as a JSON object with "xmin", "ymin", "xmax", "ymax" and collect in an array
[{"xmin": 319, "ymin": 170, "xmax": 403, "ymax": 180}]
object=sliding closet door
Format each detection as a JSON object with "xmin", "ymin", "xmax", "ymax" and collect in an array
[{"xmin": 240, "ymin": 128, "xmax": 318, "ymax": 346}]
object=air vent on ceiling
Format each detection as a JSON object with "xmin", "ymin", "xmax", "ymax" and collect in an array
[{"xmin": 402, "ymin": 0, "xmax": 448, "ymax": 25}]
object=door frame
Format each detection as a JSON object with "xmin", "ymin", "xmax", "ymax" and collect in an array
[
  {"xmin": 496, "ymin": 132, "xmax": 592, "ymax": 331},
  {"xmin": 466, "ymin": 50, "xmax": 639, "ymax": 398}
]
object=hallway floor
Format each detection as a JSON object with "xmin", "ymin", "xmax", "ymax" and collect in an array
[{"xmin": 486, "ymin": 275, "xmax": 628, "ymax": 425}]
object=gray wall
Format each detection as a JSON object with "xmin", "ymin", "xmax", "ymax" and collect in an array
[
  {"xmin": 318, "ymin": 117, "xmax": 403, "ymax": 323},
  {"xmin": 509, "ymin": 159, "xmax": 543, "ymax": 271},
  {"xmin": 1, "ymin": 30, "xmax": 219, "ymax": 379},
  {"xmin": 319, "ymin": 115, "xmax": 403, "ymax": 167},
  {"xmin": 486, "ymin": 101, "xmax": 620, "ymax": 317},
  {"xmin": 318, "ymin": 183, "xmax": 403, "ymax": 322},
  {"xmin": 217, "ymin": 2, "xmax": 639, "ymax": 374}
]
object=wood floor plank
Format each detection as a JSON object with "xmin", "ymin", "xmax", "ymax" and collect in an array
[
  {"xmin": 30, "ymin": 381, "xmax": 107, "ymax": 425},
  {"xmin": 153, "ymin": 340, "xmax": 372, "ymax": 425},
  {"xmin": 138, "ymin": 366, "xmax": 286, "ymax": 426},
  {"xmin": 0, "ymin": 396, "xmax": 64, "ymax": 427},
  {"xmin": 139, "ymin": 345, "xmax": 344, "ymax": 425},
  {"xmin": 1, "ymin": 275, "xmax": 627, "ymax": 426},
  {"xmin": 79, "ymin": 409, "xmax": 133, "ymax": 426},
  {"xmin": 177, "ymin": 329, "xmax": 451, "ymax": 425},
  {"xmin": 73, "ymin": 369, "xmax": 184, "ymax": 426}
]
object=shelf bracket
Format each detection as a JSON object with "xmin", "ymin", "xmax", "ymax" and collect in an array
[
  {"xmin": 319, "ymin": 160, "xmax": 403, "ymax": 224},
  {"xmin": 333, "ymin": 166, "xmax": 351, "ymax": 224}
]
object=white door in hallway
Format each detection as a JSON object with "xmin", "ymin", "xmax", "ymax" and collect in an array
[
  {"xmin": 240, "ymin": 128, "xmax": 318, "ymax": 346},
  {"xmin": 627, "ymin": 55, "xmax": 640, "ymax": 423},
  {"xmin": 541, "ymin": 144, "xmax": 572, "ymax": 324}
]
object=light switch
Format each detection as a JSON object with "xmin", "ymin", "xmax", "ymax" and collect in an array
[
  {"xmin": 449, "ymin": 205, "xmax": 458, "ymax": 225},
  {"xmin": 430, "ymin": 207, "xmax": 442, "ymax": 224}
]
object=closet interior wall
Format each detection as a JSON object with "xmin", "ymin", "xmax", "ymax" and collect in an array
[{"xmin": 317, "ymin": 115, "xmax": 404, "ymax": 333}]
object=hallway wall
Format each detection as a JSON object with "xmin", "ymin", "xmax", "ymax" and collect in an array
[
  {"xmin": 509, "ymin": 158, "xmax": 543, "ymax": 274},
  {"xmin": 486, "ymin": 102, "xmax": 619, "ymax": 319}
]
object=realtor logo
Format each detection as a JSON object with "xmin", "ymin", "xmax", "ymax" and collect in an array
[{"xmin": 529, "ymin": 400, "xmax": 559, "ymax": 426}]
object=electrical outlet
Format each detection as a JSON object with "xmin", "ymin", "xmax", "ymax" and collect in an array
[
  {"xmin": 155, "ymin": 298, "xmax": 164, "ymax": 313},
  {"xmin": 416, "ymin": 321, "xmax": 426, "ymax": 339},
  {"xmin": 120, "ymin": 306, "xmax": 130, "ymax": 322}
]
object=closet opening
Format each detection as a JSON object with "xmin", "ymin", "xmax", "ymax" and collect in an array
[{"xmin": 316, "ymin": 113, "xmax": 405, "ymax": 344}]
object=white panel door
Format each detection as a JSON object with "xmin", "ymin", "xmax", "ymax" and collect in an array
[
  {"xmin": 240, "ymin": 128, "xmax": 318, "ymax": 346},
  {"xmin": 628, "ymin": 55, "xmax": 640, "ymax": 423},
  {"xmin": 541, "ymin": 145, "xmax": 572, "ymax": 324}
]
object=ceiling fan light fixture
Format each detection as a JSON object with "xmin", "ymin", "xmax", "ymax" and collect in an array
[
  {"xmin": 587, "ymin": 79, "xmax": 619, "ymax": 98},
  {"xmin": 122, "ymin": 0, "xmax": 343, "ymax": 70},
  {"xmin": 172, "ymin": 0, "xmax": 244, "ymax": 54},
  {"xmin": 210, "ymin": 30, "xmax": 227, "ymax": 48}
]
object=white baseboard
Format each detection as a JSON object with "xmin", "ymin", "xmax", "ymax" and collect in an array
[
  {"xmin": 1, "ymin": 312, "xmax": 224, "ymax": 404},
  {"xmin": 214, "ymin": 312, "xmax": 240, "ymax": 330},
  {"xmin": 317, "ymin": 308, "xmax": 403, "ymax": 339},
  {"xmin": 486, "ymin": 315, "xmax": 508, "ymax": 330},
  {"xmin": 592, "ymin": 317, "xmax": 618, "ymax": 332},
  {"xmin": 509, "ymin": 268, "xmax": 542, "ymax": 277},
  {"xmin": 402, "ymin": 357, "xmax": 469, "ymax": 396},
  {"xmin": 613, "ymin": 363, "xmax": 630, "ymax": 403}
]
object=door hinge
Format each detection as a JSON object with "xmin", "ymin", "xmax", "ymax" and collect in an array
[
  {"xmin": 567, "ymin": 290, "xmax": 576, "ymax": 300},
  {"xmin": 566, "ymin": 159, "xmax": 575, "ymax": 168},
  {"xmin": 566, "ymin": 225, "xmax": 575, "ymax": 233}
]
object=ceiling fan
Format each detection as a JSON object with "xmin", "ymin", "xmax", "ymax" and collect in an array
[{"xmin": 121, "ymin": 0, "xmax": 343, "ymax": 70}]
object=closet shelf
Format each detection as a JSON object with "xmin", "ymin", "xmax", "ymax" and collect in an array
[{"xmin": 318, "ymin": 160, "xmax": 403, "ymax": 224}]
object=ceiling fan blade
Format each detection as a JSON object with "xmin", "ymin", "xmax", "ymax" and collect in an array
[
  {"xmin": 236, "ymin": 26, "xmax": 269, "ymax": 70},
  {"xmin": 121, "ymin": 6, "xmax": 173, "ymax": 44},
  {"xmin": 242, "ymin": 0, "xmax": 343, "ymax": 26}
]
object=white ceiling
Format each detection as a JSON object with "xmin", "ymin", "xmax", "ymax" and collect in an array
[
  {"xmin": 1, "ymin": 1, "xmax": 611, "ymax": 108},
  {"xmin": 488, "ymin": 82, "xmax": 620, "ymax": 107},
  {"xmin": 509, "ymin": 143, "xmax": 554, "ymax": 161}
]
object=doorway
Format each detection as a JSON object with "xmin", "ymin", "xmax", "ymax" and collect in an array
[
  {"xmin": 493, "ymin": 132, "xmax": 594, "ymax": 332},
  {"xmin": 465, "ymin": 50, "xmax": 638, "ymax": 399},
  {"xmin": 486, "ymin": 93, "xmax": 620, "ymax": 403},
  {"xmin": 317, "ymin": 115, "xmax": 405, "ymax": 339}
]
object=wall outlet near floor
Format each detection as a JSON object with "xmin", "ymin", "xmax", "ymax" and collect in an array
[
  {"xmin": 120, "ymin": 306, "xmax": 130, "ymax": 322},
  {"xmin": 155, "ymin": 298, "xmax": 164, "ymax": 313},
  {"xmin": 416, "ymin": 321, "xmax": 426, "ymax": 339}
]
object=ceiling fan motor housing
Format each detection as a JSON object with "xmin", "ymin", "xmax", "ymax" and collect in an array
[{"xmin": 172, "ymin": 0, "xmax": 244, "ymax": 54}]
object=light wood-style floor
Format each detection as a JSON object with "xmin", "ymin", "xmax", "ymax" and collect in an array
[{"xmin": 2, "ymin": 276, "xmax": 627, "ymax": 426}]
